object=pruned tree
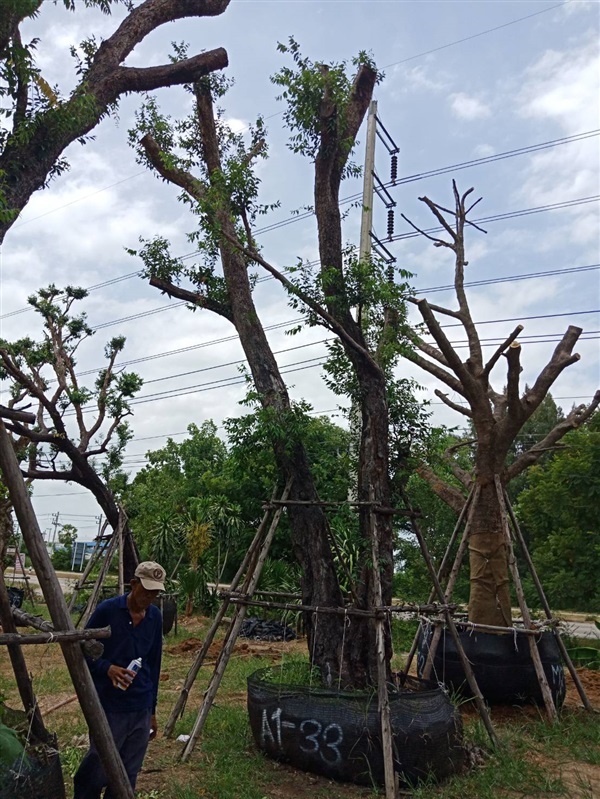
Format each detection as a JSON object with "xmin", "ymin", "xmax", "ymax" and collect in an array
[
  {"xmin": 402, "ymin": 181, "xmax": 600, "ymax": 627},
  {"xmin": 0, "ymin": 0, "xmax": 230, "ymax": 242},
  {"xmin": 128, "ymin": 46, "xmax": 416, "ymax": 687},
  {"xmin": 0, "ymin": 284, "xmax": 143, "ymax": 580}
]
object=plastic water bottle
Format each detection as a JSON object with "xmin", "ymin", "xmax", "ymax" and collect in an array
[{"xmin": 118, "ymin": 657, "xmax": 142, "ymax": 690}]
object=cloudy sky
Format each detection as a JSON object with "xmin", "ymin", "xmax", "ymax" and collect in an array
[{"xmin": 0, "ymin": 0, "xmax": 598, "ymax": 542}]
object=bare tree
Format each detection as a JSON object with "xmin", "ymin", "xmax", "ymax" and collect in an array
[
  {"xmin": 402, "ymin": 181, "xmax": 600, "ymax": 626},
  {"xmin": 0, "ymin": 285, "xmax": 143, "ymax": 580},
  {"xmin": 0, "ymin": 0, "xmax": 230, "ymax": 243}
]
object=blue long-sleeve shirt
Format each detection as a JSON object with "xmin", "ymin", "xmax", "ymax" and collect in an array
[{"xmin": 85, "ymin": 594, "xmax": 162, "ymax": 713}]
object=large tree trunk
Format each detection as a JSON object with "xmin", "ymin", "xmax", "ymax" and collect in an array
[
  {"xmin": 345, "ymin": 377, "xmax": 393, "ymax": 684},
  {"xmin": 467, "ymin": 479, "xmax": 511, "ymax": 627},
  {"xmin": 312, "ymin": 62, "xmax": 394, "ymax": 684}
]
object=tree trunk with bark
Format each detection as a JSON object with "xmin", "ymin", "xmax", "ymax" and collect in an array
[{"xmin": 140, "ymin": 60, "xmax": 395, "ymax": 686}]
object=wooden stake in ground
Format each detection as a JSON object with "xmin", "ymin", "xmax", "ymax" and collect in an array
[
  {"xmin": 0, "ymin": 420, "xmax": 134, "ymax": 799},
  {"xmin": 502, "ymin": 489, "xmax": 592, "ymax": 712},
  {"xmin": 179, "ymin": 479, "xmax": 293, "ymax": 762},
  {"xmin": 494, "ymin": 476, "xmax": 557, "ymax": 723},
  {"xmin": 163, "ymin": 484, "xmax": 287, "ymax": 737},
  {"xmin": 369, "ymin": 501, "xmax": 398, "ymax": 799},
  {"xmin": 0, "ymin": 568, "xmax": 49, "ymax": 743}
]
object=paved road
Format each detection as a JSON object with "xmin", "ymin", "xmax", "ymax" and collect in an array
[{"xmin": 560, "ymin": 620, "xmax": 600, "ymax": 640}]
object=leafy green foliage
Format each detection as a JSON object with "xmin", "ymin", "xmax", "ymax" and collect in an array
[
  {"xmin": 0, "ymin": 719, "xmax": 24, "ymax": 766},
  {"xmin": 128, "ymin": 65, "xmax": 276, "ymax": 291},
  {"xmin": 0, "ymin": 284, "xmax": 142, "ymax": 484},
  {"xmin": 271, "ymin": 37, "xmax": 382, "ymax": 178},
  {"xmin": 516, "ymin": 413, "xmax": 600, "ymax": 611}
]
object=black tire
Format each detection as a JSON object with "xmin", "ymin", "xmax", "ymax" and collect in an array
[
  {"xmin": 417, "ymin": 626, "xmax": 566, "ymax": 707},
  {"xmin": 247, "ymin": 669, "xmax": 464, "ymax": 788},
  {"xmin": 7, "ymin": 588, "xmax": 24, "ymax": 609},
  {"xmin": 152, "ymin": 594, "xmax": 177, "ymax": 636},
  {"xmin": 0, "ymin": 746, "xmax": 65, "ymax": 799}
]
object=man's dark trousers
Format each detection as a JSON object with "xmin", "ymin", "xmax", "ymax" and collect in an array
[{"xmin": 73, "ymin": 708, "xmax": 152, "ymax": 799}]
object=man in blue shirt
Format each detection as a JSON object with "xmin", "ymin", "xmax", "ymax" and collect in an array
[{"xmin": 74, "ymin": 561, "xmax": 165, "ymax": 799}]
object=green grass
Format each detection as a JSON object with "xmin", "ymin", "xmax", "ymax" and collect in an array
[{"xmin": 2, "ymin": 608, "xmax": 597, "ymax": 799}]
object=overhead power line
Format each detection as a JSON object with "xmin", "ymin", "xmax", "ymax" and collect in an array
[
  {"xmin": 381, "ymin": 2, "xmax": 567, "ymax": 68},
  {"xmin": 2, "ymin": 128, "xmax": 597, "ymax": 322},
  {"xmin": 82, "ymin": 258, "xmax": 600, "ymax": 333},
  {"xmin": 8, "ymin": 0, "xmax": 568, "ymax": 238}
]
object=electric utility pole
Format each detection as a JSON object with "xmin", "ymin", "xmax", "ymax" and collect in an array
[{"xmin": 359, "ymin": 99, "xmax": 378, "ymax": 264}]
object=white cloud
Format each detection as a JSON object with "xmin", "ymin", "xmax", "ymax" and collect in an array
[
  {"xmin": 473, "ymin": 143, "xmax": 495, "ymax": 158},
  {"xmin": 395, "ymin": 65, "xmax": 448, "ymax": 94},
  {"xmin": 514, "ymin": 34, "xmax": 600, "ymax": 249},
  {"xmin": 449, "ymin": 93, "xmax": 491, "ymax": 121},
  {"xmin": 225, "ymin": 117, "xmax": 249, "ymax": 134},
  {"xmin": 517, "ymin": 37, "xmax": 600, "ymax": 133}
]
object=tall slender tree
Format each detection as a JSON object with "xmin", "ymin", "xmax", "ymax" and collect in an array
[{"xmin": 129, "ymin": 47, "xmax": 414, "ymax": 686}]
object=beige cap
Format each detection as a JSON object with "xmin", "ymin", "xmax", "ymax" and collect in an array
[{"xmin": 134, "ymin": 561, "xmax": 166, "ymax": 591}]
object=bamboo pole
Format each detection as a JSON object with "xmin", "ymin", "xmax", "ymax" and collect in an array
[
  {"xmin": 0, "ymin": 568, "xmax": 49, "ymax": 743},
  {"xmin": 0, "ymin": 626, "xmax": 111, "ymax": 645},
  {"xmin": 12, "ymin": 606, "xmax": 105, "ymax": 659},
  {"xmin": 117, "ymin": 509, "xmax": 125, "ymax": 596},
  {"xmin": 400, "ymin": 487, "xmax": 498, "ymax": 747},
  {"xmin": 0, "ymin": 420, "xmax": 134, "ymax": 799},
  {"xmin": 222, "ymin": 594, "xmax": 456, "ymax": 618},
  {"xmin": 179, "ymin": 478, "xmax": 293, "ymax": 762},
  {"xmin": 502, "ymin": 489, "xmax": 592, "ymax": 712},
  {"xmin": 419, "ymin": 486, "xmax": 480, "ymax": 680},
  {"xmin": 163, "ymin": 483, "xmax": 287, "ymax": 738},
  {"xmin": 421, "ymin": 616, "xmax": 558, "ymax": 636},
  {"xmin": 78, "ymin": 530, "xmax": 119, "ymax": 628},
  {"xmin": 494, "ymin": 477, "xmax": 558, "ymax": 722},
  {"xmin": 11, "ymin": 540, "xmax": 37, "ymax": 606},
  {"xmin": 369, "ymin": 499, "xmax": 398, "ymax": 799}
]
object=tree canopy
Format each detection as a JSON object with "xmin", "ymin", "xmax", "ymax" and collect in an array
[{"xmin": 516, "ymin": 413, "xmax": 600, "ymax": 611}]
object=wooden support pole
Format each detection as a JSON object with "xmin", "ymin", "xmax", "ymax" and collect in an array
[
  {"xmin": 222, "ymin": 594, "xmax": 455, "ymax": 618},
  {"xmin": 421, "ymin": 616, "xmax": 558, "ymax": 636},
  {"xmin": 12, "ymin": 606, "xmax": 105, "ymax": 660},
  {"xmin": 78, "ymin": 530, "xmax": 119, "ymax": 628},
  {"xmin": 494, "ymin": 477, "xmax": 558, "ymax": 722},
  {"xmin": 68, "ymin": 526, "xmax": 108, "ymax": 613},
  {"xmin": 401, "ymin": 488, "xmax": 498, "ymax": 747},
  {"xmin": 0, "ymin": 626, "xmax": 111, "ymax": 645},
  {"xmin": 179, "ymin": 478, "xmax": 293, "ymax": 762},
  {"xmin": 163, "ymin": 484, "xmax": 285, "ymax": 738},
  {"xmin": 419, "ymin": 486, "xmax": 480, "ymax": 680},
  {"xmin": 502, "ymin": 489, "xmax": 593, "ymax": 712},
  {"xmin": 10, "ymin": 540, "xmax": 37, "ymax": 606},
  {"xmin": 0, "ymin": 568, "xmax": 49, "ymax": 743},
  {"xmin": 117, "ymin": 508, "xmax": 125, "ymax": 596},
  {"xmin": 0, "ymin": 420, "xmax": 134, "ymax": 799},
  {"xmin": 370, "ymin": 499, "xmax": 398, "ymax": 799}
]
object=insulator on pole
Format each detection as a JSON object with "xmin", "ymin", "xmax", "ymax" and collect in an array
[
  {"xmin": 390, "ymin": 154, "xmax": 398, "ymax": 183},
  {"xmin": 387, "ymin": 209, "xmax": 394, "ymax": 239},
  {"xmin": 386, "ymin": 263, "xmax": 395, "ymax": 284}
]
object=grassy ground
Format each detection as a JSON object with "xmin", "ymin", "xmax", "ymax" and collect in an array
[{"xmin": 0, "ymin": 609, "xmax": 599, "ymax": 799}]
